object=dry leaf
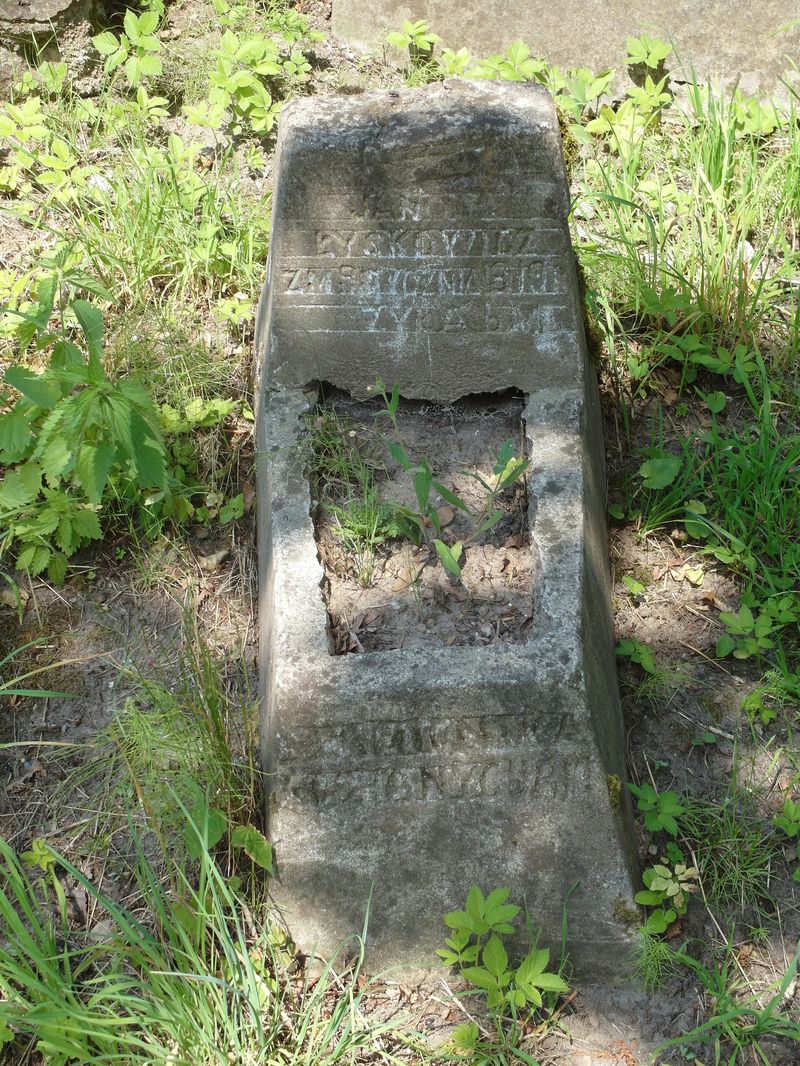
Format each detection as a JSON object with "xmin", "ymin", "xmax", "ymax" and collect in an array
[
  {"xmin": 242, "ymin": 481, "xmax": 255, "ymax": 514},
  {"xmin": 198, "ymin": 548, "xmax": 230, "ymax": 572},
  {"xmin": 702, "ymin": 590, "xmax": 733, "ymax": 612},
  {"xmin": 683, "ymin": 565, "xmax": 704, "ymax": 586},
  {"xmin": 436, "ymin": 506, "xmax": 455, "ymax": 527},
  {"xmin": 7, "ymin": 758, "xmax": 45, "ymax": 793},
  {"xmin": 736, "ymin": 944, "xmax": 754, "ymax": 967}
]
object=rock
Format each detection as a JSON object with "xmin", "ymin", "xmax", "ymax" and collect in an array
[{"xmin": 0, "ymin": 0, "xmax": 105, "ymax": 93}]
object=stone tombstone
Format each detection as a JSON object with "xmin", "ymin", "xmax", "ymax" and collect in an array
[
  {"xmin": 256, "ymin": 80, "xmax": 639, "ymax": 976},
  {"xmin": 332, "ymin": 1, "xmax": 800, "ymax": 97}
]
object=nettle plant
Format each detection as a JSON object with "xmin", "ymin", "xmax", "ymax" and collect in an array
[
  {"xmin": 372, "ymin": 380, "xmax": 529, "ymax": 579},
  {"xmin": 0, "ymin": 278, "xmax": 243, "ymax": 582},
  {"xmin": 0, "ymin": 277, "xmax": 168, "ymax": 582},
  {"xmin": 438, "ymin": 887, "xmax": 569, "ymax": 1014}
]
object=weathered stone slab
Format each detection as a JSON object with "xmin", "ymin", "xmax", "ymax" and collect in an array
[
  {"xmin": 256, "ymin": 81, "xmax": 639, "ymax": 977},
  {"xmin": 259, "ymin": 81, "xmax": 586, "ymax": 403},
  {"xmin": 332, "ymin": 1, "xmax": 800, "ymax": 96}
]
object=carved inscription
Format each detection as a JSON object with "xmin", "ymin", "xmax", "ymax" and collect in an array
[
  {"xmin": 286, "ymin": 755, "xmax": 586, "ymax": 806},
  {"xmin": 282, "ymin": 710, "xmax": 578, "ymax": 807},
  {"xmin": 274, "ymin": 213, "xmax": 576, "ymax": 337}
]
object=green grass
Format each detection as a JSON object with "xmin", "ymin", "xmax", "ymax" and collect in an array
[
  {"xmin": 655, "ymin": 942, "xmax": 800, "ymax": 1065},
  {"xmin": 680, "ymin": 796, "xmax": 778, "ymax": 917},
  {"xmin": 2, "ymin": 5, "xmax": 800, "ymax": 1061},
  {"xmin": 0, "ymin": 828, "xmax": 411, "ymax": 1066},
  {"xmin": 630, "ymin": 374, "xmax": 800, "ymax": 597}
]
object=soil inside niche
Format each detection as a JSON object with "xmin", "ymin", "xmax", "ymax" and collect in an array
[{"xmin": 308, "ymin": 387, "xmax": 538, "ymax": 654}]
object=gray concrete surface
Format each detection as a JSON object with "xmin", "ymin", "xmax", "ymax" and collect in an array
[
  {"xmin": 332, "ymin": 1, "xmax": 800, "ymax": 96},
  {"xmin": 256, "ymin": 82, "xmax": 639, "ymax": 977}
]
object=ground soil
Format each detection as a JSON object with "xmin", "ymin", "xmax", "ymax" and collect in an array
[
  {"xmin": 0, "ymin": 2, "xmax": 799, "ymax": 1064},
  {"xmin": 313, "ymin": 392, "xmax": 536, "ymax": 654}
]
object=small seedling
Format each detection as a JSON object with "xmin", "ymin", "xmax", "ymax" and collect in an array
[
  {"xmin": 371, "ymin": 380, "xmax": 529, "ymax": 580},
  {"xmin": 628, "ymin": 782, "xmax": 685, "ymax": 835},
  {"xmin": 386, "ymin": 19, "xmax": 440, "ymax": 67},
  {"xmin": 622, "ymin": 574, "xmax": 646, "ymax": 598},
  {"xmin": 635, "ymin": 849, "xmax": 699, "ymax": 936},
  {"xmin": 625, "ymin": 34, "xmax": 672, "ymax": 72},
  {"xmin": 690, "ymin": 731, "xmax": 718, "ymax": 748},
  {"xmin": 615, "ymin": 637, "xmax": 658, "ymax": 674}
]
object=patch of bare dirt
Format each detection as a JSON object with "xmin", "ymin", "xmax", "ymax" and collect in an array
[{"xmin": 312, "ymin": 392, "xmax": 536, "ymax": 653}]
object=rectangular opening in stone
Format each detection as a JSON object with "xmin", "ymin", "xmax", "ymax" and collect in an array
[{"xmin": 303, "ymin": 386, "xmax": 538, "ymax": 654}]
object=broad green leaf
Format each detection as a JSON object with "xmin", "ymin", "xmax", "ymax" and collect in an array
[
  {"xmin": 71, "ymin": 508, "xmax": 102, "ymax": 542},
  {"xmin": 16, "ymin": 543, "xmax": 50, "ymax": 575},
  {"xmin": 185, "ymin": 806, "xmax": 227, "ymax": 859},
  {"xmin": 138, "ymin": 11, "xmax": 160, "ymax": 35},
  {"xmin": 0, "ymin": 408, "xmax": 32, "ymax": 459},
  {"xmin": 5, "ymin": 366, "xmax": 61, "ymax": 409},
  {"xmin": 466, "ymin": 886, "xmax": 487, "ymax": 928},
  {"xmin": 461, "ymin": 966, "xmax": 499, "ymax": 991},
  {"xmin": 40, "ymin": 436, "xmax": 73, "ymax": 483},
  {"xmin": 32, "ymin": 275, "xmax": 56, "ymax": 330},
  {"xmin": 129, "ymin": 410, "xmax": 166, "ymax": 488},
  {"xmin": 704, "ymin": 391, "xmax": 726, "ymax": 414},
  {"xmin": 643, "ymin": 910, "xmax": 671, "ymax": 934},
  {"xmin": 485, "ymin": 887, "xmax": 519, "ymax": 921},
  {"xmin": 55, "ymin": 515, "xmax": 74, "ymax": 554},
  {"xmin": 518, "ymin": 946, "xmax": 549, "ymax": 980},
  {"xmin": 443, "ymin": 908, "xmax": 471, "ymax": 931},
  {"xmin": 93, "ymin": 31, "xmax": 120, "ymax": 56},
  {"xmin": 219, "ymin": 493, "xmax": 244, "ymax": 524},
  {"xmin": 639, "ymin": 455, "xmax": 681, "ymax": 489},
  {"xmin": 715, "ymin": 633, "xmax": 735, "ymax": 657},
  {"xmin": 635, "ymin": 889, "xmax": 664, "ymax": 905},
  {"xmin": 105, "ymin": 47, "xmax": 128, "ymax": 74},
  {"xmin": 0, "ymin": 462, "xmax": 42, "ymax": 510},
  {"xmin": 139, "ymin": 54, "xmax": 162, "ymax": 77},
  {"xmin": 533, "ymin": 972, "xmax": 569, "ymax": 992},
  {"xmin": 231, "ymin": 824, "xmax": 273, "ymax": 872},
  {"xmin": 386, "ymin": 440, "xmax": 410, "ymax": 470},
  {"xmin": 50, "ymin": 339, "xmax": 83, "ymax": 370},
  {"xmin": 75, "ymin": 442, "xmax": 116, "ymax": 502},
  {"xmin": 123, "ymin": 9, "xmax": 139, "ymax": 41},
  {"xmin": 72, "ymin": 300, "xmax": 104, "ymax": 374},
  {"xmin": 517, "ymin": 984, "xmax": 542, "ymax": 1008},
  {"xmin": 482, "ymin": 934, "xmax": 508, "ymax": 979}
]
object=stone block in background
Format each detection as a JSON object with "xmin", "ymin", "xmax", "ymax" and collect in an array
[{"xmin": 332, "ymin": 1, "xmax": 800, "ymax": 96}]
